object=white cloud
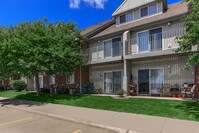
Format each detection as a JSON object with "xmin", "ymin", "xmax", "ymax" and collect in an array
[
  {"xmin": 69, "ymin": 0, "xmax": 81, "ymax": 8},
  {"xmin": 69, "ymin": 0, "xmax": 108, "ymax": 9}
]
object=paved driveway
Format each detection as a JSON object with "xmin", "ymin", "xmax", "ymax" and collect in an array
[{"xmin": 0, "ymin": 107, "xmax": 115, "ymax": 133}]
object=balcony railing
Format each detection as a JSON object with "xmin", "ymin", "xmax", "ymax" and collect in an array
[
  {"xmin": 126, "ymin": 28, "xmax": 186, "ymax": 55},
  {"xmin": 82, "ymin": 42, "xmax": 122, "ymax": 62}
]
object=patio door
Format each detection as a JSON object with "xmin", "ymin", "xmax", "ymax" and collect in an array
[
  {"xmin": 138, "ymin": 31, "xmax": 149, "ymax": 52},
  {"xmin": 113, "ymin": 71, "xmax": 122, "ymax": 93},
  {"xmin": 150, "ymin": 69, "xmax": 164, "ymax": 94},
  {"xmin": 104, "ymin": 72, "xmax": 113, "ymax": 94},
  {"xmin": 104, "ymin": 71, "xmax": 122, "ymax": 94},
  {"xmin": 112, "ymin": 38, "xmax": 121, "ymax": 57},
  {"xmin": 149, "ymin": 28, "xmax": 162, "ymax": 51},
  {"xmin": 138, "ymin": 69, "xmax": 164, "ymax": 95},
  {"xmin": 138, "ymin": 69, "xmax": 150, "ymax": 94}
]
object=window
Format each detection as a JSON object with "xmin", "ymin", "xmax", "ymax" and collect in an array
[
  {"xmin": 141, "ymin": 7, "xmax": 148, "ymax": 17},
  {"xmin": 141, "ymin": 4, "xmax": 158, "ymax": 18},
  {"xmin": 48, "ymin": 75, "xmax": 55, "ymax": 84},
  {"xmin": 126, "ymin": 12, "xmax": 133, "ymax": 22},
  {"xmin": 66, "ymin": 73, "xmax": 75, "ymax": 84},
  {"xmin": 120, "ymin": 15, "xmax": 126, "ymax": 24},
  {"xmin": 149, "ymin": 4, "xmax": 157, "ymax": 15},
  {"xmin": 119, "ymin": 12, "xmax": 133, "ymax": 24}
]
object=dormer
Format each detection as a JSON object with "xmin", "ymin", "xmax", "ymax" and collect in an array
[{"xmin": 113, "ymin": 0, "xmax": 168, "ymax": 26}]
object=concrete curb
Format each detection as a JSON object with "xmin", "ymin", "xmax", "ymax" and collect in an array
[{"xmin": 1, "ymin": 103, "xmax": 140, "ymax": 133}]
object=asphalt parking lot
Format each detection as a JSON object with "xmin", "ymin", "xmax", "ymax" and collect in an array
[{"xmin": 0, "ymin": 107, "xmax": 115, "ymax": 133}]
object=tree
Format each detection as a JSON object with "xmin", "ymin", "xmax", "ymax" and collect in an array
[
  {"xmin": 0, "ymin": 19, "xmax": 85, "ymax": 96},
  {"xmin": 176, "ymin": 0, "xmax": 199, "ymax": 67}
]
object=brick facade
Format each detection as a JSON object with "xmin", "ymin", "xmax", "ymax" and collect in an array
[
  {"xmin": 195, "ymin": 66, "xmax": 199, "ymax": 99},
  {"xmin": 42, "ymin": 66, "xmax": 89, "ymax": 92}
]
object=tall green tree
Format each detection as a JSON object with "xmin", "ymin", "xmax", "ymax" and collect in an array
[
  {"xmin": 176, "ymin": 0, "xmax": 199, "ymax": 67},
  {"xmin": 0, "ymin": 19, "xmax": 85, "ymax": 96}
]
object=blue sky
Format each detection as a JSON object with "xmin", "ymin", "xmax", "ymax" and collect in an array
[{"xmin": 0, "ymin": 0, "xmax": 181, "ymax": 29}]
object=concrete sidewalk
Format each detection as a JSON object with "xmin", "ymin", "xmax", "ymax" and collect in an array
[{"xmin": 0, "ymin": 97, "xmax": 199, "ymax": 133}]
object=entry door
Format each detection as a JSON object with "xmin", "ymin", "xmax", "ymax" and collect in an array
[
  {"xmin": 138, "ymin": 69, "xmax": 150, "ymax": 94},
  {"xmin": 150, "ymin": 69, "xmax": 164, "ymax": 94},
  {"xmin": 104, "ymin": 72, "xmax": 113, "ymax": 94}
]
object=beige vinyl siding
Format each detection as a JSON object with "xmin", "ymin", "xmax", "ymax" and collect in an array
[
  {"xmin": 131, "ymin": 56, "xmax": 195, "ymax": 86},
  {"xmin": 89, "ymin": 41, "xmax": 104, "ymax": 61},
  {"xmin": 163, "ymin": 21, "xmax": 184, "ymax": 49}
]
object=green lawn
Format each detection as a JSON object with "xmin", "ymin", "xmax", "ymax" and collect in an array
[{"xmin": 0, "ymin": 90, "xmax": 199, "ymax": 121}]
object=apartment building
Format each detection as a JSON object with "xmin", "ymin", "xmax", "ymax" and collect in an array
[
  {"xmin": 84, "ymin": 0, "xmax": 199, "ymax": 96},
  {"xmin": 2, "ymin": 0, "xmax": 198, "ymax": 97}
]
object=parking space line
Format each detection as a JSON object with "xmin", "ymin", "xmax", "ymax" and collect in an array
[
  {"xmin": 72, "ymin": 129, "xmax": 81, "ymax": 133},
  {"xmin": 0, "ymin": 117, "xmax": 33, "ymax": 126}
]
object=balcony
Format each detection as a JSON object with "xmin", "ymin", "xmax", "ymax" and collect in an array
[
  {"xmin": 82, "ymin": 42, "xmax": 122, "ymax": 64},
  {"xmin": 125, "ymin": 28, "xmax": 186, "ymax": 59}
]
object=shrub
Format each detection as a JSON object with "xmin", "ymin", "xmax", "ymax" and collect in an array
[
  {"xmin": 117, "ymin": 89, "xmax": 125, "ymax": 97},
  {"xmin": 12, "ymin": 80, "xmax": 27, "ymax": 91}
]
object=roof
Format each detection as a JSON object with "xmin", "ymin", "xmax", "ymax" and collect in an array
[
  {"xmin": 91, "ymin": 2, "xmax": 188, "ymax": 40},
  {"xmin": 81, "ymin": 19, "xmax": 115, "ymax": 38}
]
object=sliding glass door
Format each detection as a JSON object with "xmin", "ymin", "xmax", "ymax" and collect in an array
[
  {"xmin": 150, "ymin": 69, "xmax": 164, "ymax": 94},
  {"xmin": 104, "ymin": 71, "xmax": 122, "ymax": 94},
  {"xmin": 104, "ymin": 40, "xmax": 112, "ymax": 58},
  {"xmin": 112, "ymin": 38, "xmax": 121, "ymax": 57},
  {"xmin": 138, "ymin": 69, "xmax": 150, "ymax": 94},
  {"xmin": 138, "ymin": 68, "xmax": 164, "ymax": 95},
  {"xmin": 149, "ymin": 28, "xmax": 162, "ymax": 51},
  {"xmin": 138, "ymin": 28, "xmax": 162, "ymax": 52},
  {"xmin": 104, "ymin": 38, "xmax": 121, "ymax": 58}
]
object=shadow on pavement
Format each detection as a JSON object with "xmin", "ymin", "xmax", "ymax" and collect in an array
[{"xmin": 0, "ymin": 98, "xmax": 45, "ymax": 107}]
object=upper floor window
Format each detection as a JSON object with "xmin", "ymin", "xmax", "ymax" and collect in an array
[
  {"xmin": 141, "ymin": 4, "xmax": 158, "ymax": 18},
  {"xmin": 120, "ymin": 15, "xmax": 126, "ymax": 24},
  {"xmin": 126, "ymin": 12, "xmax": 133, "ymax": 22},
  {"xmin": 141, "ymin": 7, "xmax": 148, "ymax": 17},
  {"xmin": 149, "ymin": 4, "xmax": 157, "ymax": 15},
  {"xmin": 119, "ymin": 12, "xmax": 133, "ymax": 24}
]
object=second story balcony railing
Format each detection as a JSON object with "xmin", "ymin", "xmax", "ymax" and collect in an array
[
  {"xmin": 82, "ymin": 42, "xmax": 122, "ymax": 63},
  {"xmin": 125, "ymin": 28, "xmax": 186, "ymax": 55}
]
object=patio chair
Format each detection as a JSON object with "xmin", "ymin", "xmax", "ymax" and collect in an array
[{"xmin": 160, "ymin": 84, "xmax": 171, "ymax": 97}]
